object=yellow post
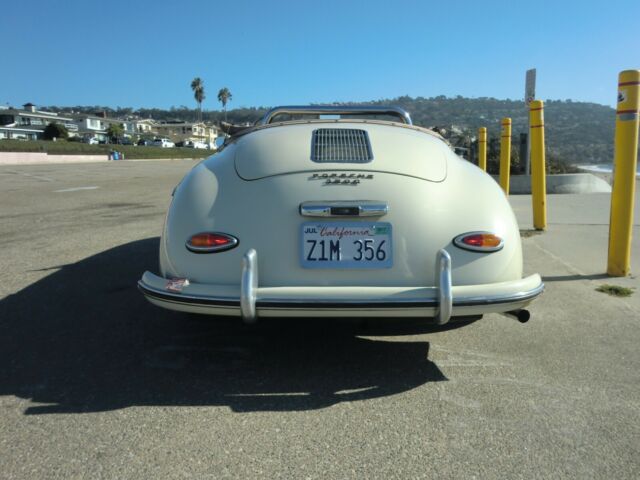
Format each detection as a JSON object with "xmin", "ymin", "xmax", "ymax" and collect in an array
[
  {"xmin": 478, "ymin": 127, "xmax": 487, "ymax": 171},
  {"xmin": 529, "ymin": 100, "xmax": 547, "ymax": 230},
  {"xmin": 499, "ymin": 118, "xmax": 511, "ymax": 194},
  {"xmin": 607, "ymin": 69, "xmax": 640, "ymax": 277}
]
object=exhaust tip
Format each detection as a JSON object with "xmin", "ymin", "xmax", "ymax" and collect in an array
[{"xmin": 504, "ymin": 309, "xmax": 531, "ymax": 323}]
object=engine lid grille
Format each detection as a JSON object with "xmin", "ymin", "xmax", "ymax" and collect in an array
[{"xmin": 311, "ymin": 128, "xmax": 373, "ymax": 163}]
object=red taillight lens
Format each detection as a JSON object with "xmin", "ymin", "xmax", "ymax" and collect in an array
[
  {"xmin": 186, "ymin": 232, "xmax": 239, "ymax": 253},
  {"xmin": 190, "ymin": 234, "xmax": 230, "ymax": 247},
  {"xmin": 453, "ymin": 232, "xmax": 503, "ymax": 252}
]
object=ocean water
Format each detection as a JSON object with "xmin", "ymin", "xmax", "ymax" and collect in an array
[{"xmin": 579, "ymin": 164, "xmax": 640, "ymax": 177}]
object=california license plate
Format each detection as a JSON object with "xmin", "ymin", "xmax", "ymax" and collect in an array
[{"xmin": 301, "ymin": 222, "xmax": 392, "ymax": 268}]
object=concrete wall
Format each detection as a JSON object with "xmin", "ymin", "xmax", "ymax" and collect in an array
[
  {"xmin": 0, "ymin": 152, "xmax": 108, "ymax": 166},
  {"xmin": 491, "ymin": 173, "xmax": 612, "ymax": 194}
]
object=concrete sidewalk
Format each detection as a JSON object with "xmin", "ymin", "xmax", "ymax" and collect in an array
[{"xmin": 510, "ymin": 186, "xmax": 640, "ymax": 312}]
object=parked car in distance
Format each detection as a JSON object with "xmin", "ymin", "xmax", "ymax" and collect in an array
[
  {"xmin": 84, "ymin": 136, "xmax": 99, "ymax": 145},
  {"xmin": 137, "ymin": 139, "xmax": 152, "ymax": 146},
  {"xmin": 176, "ymin": 140, "xmax": 207, "ymax": 149},
  {"xmin": 152, "ymin": 138, "xmax": 175, "ymax": 148},
  {"xmin": 139, "ymin": 105, "xmax": 543, "ymax": 326}
]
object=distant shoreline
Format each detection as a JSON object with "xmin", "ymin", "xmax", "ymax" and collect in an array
[
  {"xmin": 577, "ymin": 166, "xmax": 613, "ymax": 185},
  {"xmin": 576, "ymin": 164, "xmax": 640, "ymax": 186}
]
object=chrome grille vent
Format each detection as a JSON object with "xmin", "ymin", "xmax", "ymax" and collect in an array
[{"xmin": 311, "ymin": 129, "xmax": 373, "ymax": 163}]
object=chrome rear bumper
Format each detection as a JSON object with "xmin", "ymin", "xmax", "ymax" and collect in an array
[{"xmin": 139, "ymin": 249, "xmax": 544, "ymax": 323}]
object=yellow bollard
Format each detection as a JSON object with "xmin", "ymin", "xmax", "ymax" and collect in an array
[
  {"xmin": 607, "ymin": 69, "xmax": 640, "ymax": 277},
  {"xmin": 499, "ymin": 118, "xmax": 511, "ymax": 194},
  {"xmin": 478, "ymin": 127, "xmax": 487, "ymax": 171},
  {"xmin": 529, "ymin": 100, "xmax": 547, "ymax": 230}
]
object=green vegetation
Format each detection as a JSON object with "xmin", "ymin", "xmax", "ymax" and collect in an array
[
  {"xmin": 106, "ymin": 123, "xmax": 124, "ymax": 141},
  {"xmin": 42, "ymin": 122, "xmax": 69, "ymax": 140},
  {"xmin": 520, "ymin": 229, "xmax": 543, "ymax": 238},
  {"xmin": 0, "ymin": 139, "xmax": 211, "ymax": 159},
  {"xmin": 595, "ymin": 284, "xmax": 634, "ymax": 297},
  {"xmin": 217, "ymin": 87, "xmax": 232, "ymax": 121},
  {"xmin": 381, "ymin": 96, "xmax": 616, "ymax": 167},
  {"xmin": 42, "ymin": 96, "xmax": 621, "ymax": 167},
  {"xmin": 191, "ymin": 77, "xmax": 205, "ymax": 122}
]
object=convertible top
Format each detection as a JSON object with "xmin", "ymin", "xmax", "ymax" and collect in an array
[
  {"xmin": 220, "ymin": 118, "xmax": 447, "ymax": 144},
  {"xmin": 259, "ymin": 106, "xmax": 413, "ymax": 125},
  {"xmin": 218, "ymin": 106, "xmax": 443, "ymax": 141}
]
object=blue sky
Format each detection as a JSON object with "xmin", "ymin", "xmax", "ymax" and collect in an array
[{"xmin": 1, "ymin": 0, "xmax": 638, "ymax": 110}]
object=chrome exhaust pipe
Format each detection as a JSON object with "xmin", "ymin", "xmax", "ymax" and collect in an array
[{"xmin": 503, "ymin": 309, "xmax": 530, "ymax": 323}]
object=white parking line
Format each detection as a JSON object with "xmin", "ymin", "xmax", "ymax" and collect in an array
[
  {"xmin": 20, "ymin": 172, "xmax": 54, "ymax": 182},
  {"xmin": 53, "ymin": 186, "xmax": 100, "ymax": 193},
  {"xmin": 0, "ymin": 171, "xmax": 54, "ymax": 182}
]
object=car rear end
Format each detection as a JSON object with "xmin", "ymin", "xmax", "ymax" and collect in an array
[{"xmin": 139, "ymin": 118, "xmax": 543, "ymax": 323}]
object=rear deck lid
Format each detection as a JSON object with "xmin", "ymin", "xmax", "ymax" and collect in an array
[{"xmin": 234, "ymin": 123, "xmax": 447, "ymax": 181}]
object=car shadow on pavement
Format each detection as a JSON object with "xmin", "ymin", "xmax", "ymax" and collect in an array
[{"xmin": 0, "ymin": 237, "xmax": 449, "ymax": 415}]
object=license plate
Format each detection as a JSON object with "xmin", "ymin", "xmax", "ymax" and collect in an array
[{"xmin": 301, "ymin": 222, "xmax": 392, "ymax": 268}]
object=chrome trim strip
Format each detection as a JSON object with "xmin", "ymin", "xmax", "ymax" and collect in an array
[
  {"xmin": 359, "ymin": 203, "xmax": 389, "ymax": 217},
  {"xmin": 260, "ymin": 106, "xmax": 412, "ymax": 125},
  {"xmin": 300, "ymin": 201, "xmax": 389, "ymax": 217},
  {"xmin": 139, "ymin": 280, "xmax": 544, "ymax": 310},
  {"xmin": 451, "ymin": 283, "xmax": 545, "ymax": 306},
  {"xmin": 257, "ymin": 284, "xmax": 545, "ymax": 307},
  {"xmin": 299, "ymin": 204, "xmax": 331, "ymax": 217},
  {"xmin": 436, "ymin": 249, "xmax": 452, "ymax": 325},
  {"xmin": 452, "ymin": 231, "xmax": 505, "ymax": 253},
  {"xmin": 240, "ymin": 249, "xmax": 258, "ymax": 323},
  {"xmin": 138, "ymin": 282, "xmax": 240, "ymax": 305}
]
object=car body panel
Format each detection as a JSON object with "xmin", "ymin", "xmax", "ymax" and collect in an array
[{"xmin": 161, "ymin": 158, "xmax": 521, "ymax": 288}]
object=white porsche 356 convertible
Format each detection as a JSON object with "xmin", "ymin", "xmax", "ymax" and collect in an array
[{"xmin": 139, "ymin": 106, "xmax": 543, "ymax": 325}]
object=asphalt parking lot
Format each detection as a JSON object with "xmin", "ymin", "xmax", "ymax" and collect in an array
[{"xmin": 0, "ymin": 160, "xmax": 639, "ymax": 479}]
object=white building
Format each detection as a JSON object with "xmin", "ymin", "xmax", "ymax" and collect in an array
[
  {"xmin": 72, "ymin": 112, "xmax": 140, "ymax": 141},
  {"xmin": 153, "ymin": 121, "xmax": 220, "ymax": 145},
  {"xmin": 0, "ymin": 103, "xmax": 76, "ymax": 140}
]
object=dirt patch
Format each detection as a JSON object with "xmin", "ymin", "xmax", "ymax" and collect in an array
[
  {"xmin": 520, "ymin": 229, "xmax": 543, "ymax": 238},
  {"xmin": 595, "ymin": 284, "xmax": 634, "ymax": 297}
]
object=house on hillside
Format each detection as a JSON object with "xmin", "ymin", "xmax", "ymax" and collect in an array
[
  {"xmin": 73, "ymin": 114, "xmax": 108, "ymax": 141},
  {"xmin": 133, "ymin": 118, "xmax": 157, "ymax": 134},
  {"xmin": 0, "ymin": 103, "xmax": 77, "ymax": 140},
  {"xmin": 153, "ymin": 121, "xmax": 220, "ymax": 146},
  {"xmin": 72, "ymin": 111, "xmax": 138, "ymax": 142}
]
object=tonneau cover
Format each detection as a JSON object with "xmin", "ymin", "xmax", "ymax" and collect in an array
[{"xmin": 234, "ymin": 123, "xmax": 447, "ymax": 181}]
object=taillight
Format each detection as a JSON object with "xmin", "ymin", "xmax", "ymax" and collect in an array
[
  {"xmin": 453, "ymin": 232, "xmax": 504, "ymax": 252},
  {"xmin": 186, "ymin": 232, "xmax": 239, "ymax": 253}
]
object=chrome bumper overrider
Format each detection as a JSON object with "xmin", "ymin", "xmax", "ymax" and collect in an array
[{"xmin": 138, "ymin": 249, "xmax": 544, "ymax": 324}]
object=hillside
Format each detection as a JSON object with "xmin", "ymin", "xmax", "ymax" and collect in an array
[{"xmin": 45, "ymin": 97, "xmax": 618, "ymax": 165}]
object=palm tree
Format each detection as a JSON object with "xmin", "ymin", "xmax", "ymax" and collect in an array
[
  {"xmin": 190, "ymin": 77, "xmax": 205, "ymax": 122},
  {"xmin": 217, "ymin": 87, "xmax": 232, "ymax": 122}
]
